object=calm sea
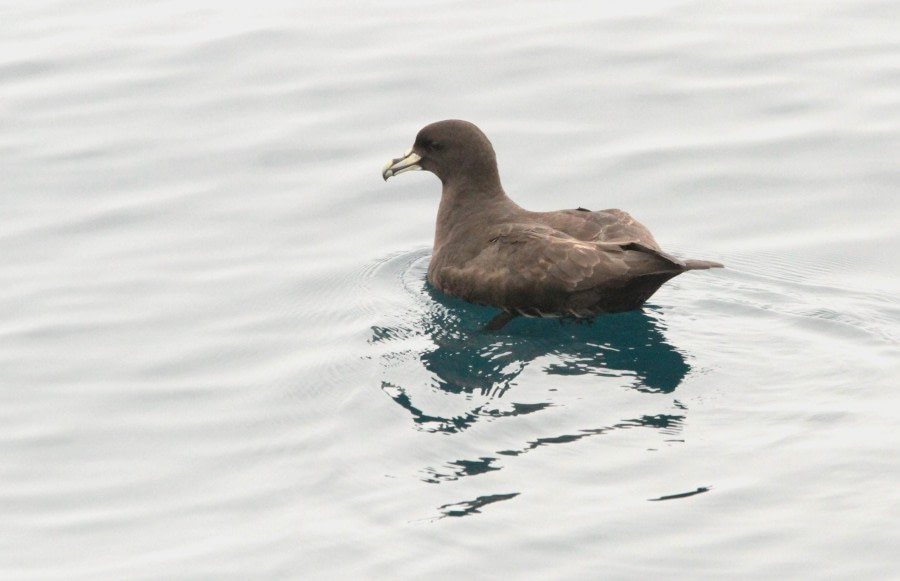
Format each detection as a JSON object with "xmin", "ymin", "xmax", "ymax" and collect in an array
[{"xmin": 2, "ymin": 1, "xmax": 898, "ymax": 579}]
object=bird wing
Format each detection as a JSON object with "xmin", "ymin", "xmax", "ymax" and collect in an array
[
  {"xmin": 535, "ymin": 208, "xmax": 662, "ymax": 249},
  {"xmin": 432, "ymin": 223, "xmax": 686, "ymax": 314}
]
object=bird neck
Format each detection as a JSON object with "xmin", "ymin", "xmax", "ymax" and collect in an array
[
  {"xmin": 433, "ymin": 182, "xmax": 518, "ymax": 250},
  {"xmin": 439, "ymin": 147, "xmax": 502, "ymax": 191}
]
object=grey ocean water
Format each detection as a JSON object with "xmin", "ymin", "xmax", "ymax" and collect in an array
[{"xmin": 3, "ymin": 1, "xmax": 899, "ymax": 579}]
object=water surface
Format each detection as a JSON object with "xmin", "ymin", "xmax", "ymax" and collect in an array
[{"xmin": 2, "ymin": 1, "xmax": 899, "ymax": 579}]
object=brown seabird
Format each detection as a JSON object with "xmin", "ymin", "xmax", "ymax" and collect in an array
[{"xmin": 382, "ymin": 119, "xmax": 723, "ymax": 329}]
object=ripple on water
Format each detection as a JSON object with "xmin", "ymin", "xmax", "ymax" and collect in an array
[
  {"xmin": 360, "ymin": 244, "xmax": 899, "ymax": 513},
  {"xmin": 702, "ymin": 249, "xmax": 900, "ymax": 348}
]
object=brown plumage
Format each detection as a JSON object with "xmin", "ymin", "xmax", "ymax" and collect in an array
[{"xmin": 382, "ymin": 119, "xmax": 723, "ymax": 329}]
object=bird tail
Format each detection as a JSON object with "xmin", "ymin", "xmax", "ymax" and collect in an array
[
  {"xmin": 683, "ymin": 259, "xmax": 724, "ymax": 270},
  {"xmin": 620, "ymin": 242, "xmax": 724, "ymax": 271}
]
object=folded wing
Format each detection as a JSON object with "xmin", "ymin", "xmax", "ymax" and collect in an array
[{"xmin": 432, "ymin": 224, "xmax": 696, "ymax": 316}]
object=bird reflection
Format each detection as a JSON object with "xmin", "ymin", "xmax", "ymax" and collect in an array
[
  {"xmin": 370, "ymin": 259, "xmax": 697, "ymax": 508},
  {"xmin": 371, "ymin": 281, "xmax": 691, "ymax": 435}
]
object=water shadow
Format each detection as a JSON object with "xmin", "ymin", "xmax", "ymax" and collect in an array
[
  {"xmin": 372, "ymin": 280, "xmax": 691, "ymax": 435},
  {"xmin": 420, "ymin": 411, "xmax": 686, "ymax": 484},
  {"xmin": 648, "ymin": 486, "xmax": 712, "ymax": 502},
  {"xmin": 436, "ymin": 492, "xmax": 521, "ymax": 519}
]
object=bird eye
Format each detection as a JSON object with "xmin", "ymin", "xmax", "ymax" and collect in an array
[{"xmin": 426, "ymin": 140, "xmax": 443, "ymax": 153}]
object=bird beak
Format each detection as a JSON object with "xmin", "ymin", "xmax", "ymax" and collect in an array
[{"xmin": 382, "ymin": 148, "xmax": 422, "ymax": 181}]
